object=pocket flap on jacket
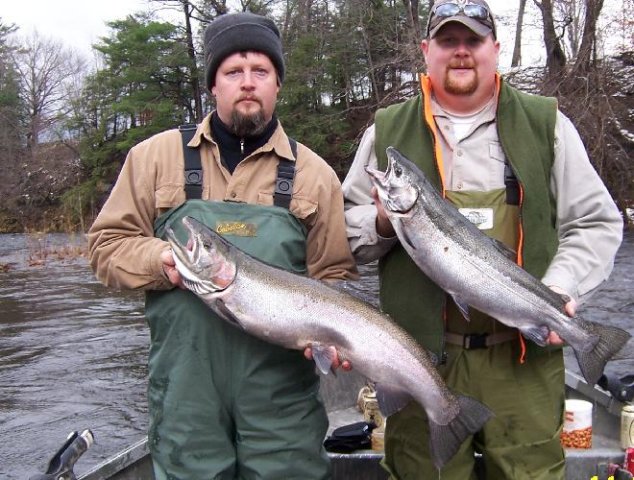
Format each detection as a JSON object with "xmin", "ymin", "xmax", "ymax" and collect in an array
[
  {"xmin": 155, "ymin": 184, "xmax": 184, "ymax": 209},
  {"xmin": 257, "ymin": 192, "xmax": 318, "ymax": 224}
]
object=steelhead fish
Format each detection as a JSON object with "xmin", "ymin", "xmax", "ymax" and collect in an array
[
  {"xmin": 366, "ymin": 146, "xmax": 630, "ymax": 386},
  {"xmin": 166, "ymin": 216, "xmax": 493, "ymax": 469}
]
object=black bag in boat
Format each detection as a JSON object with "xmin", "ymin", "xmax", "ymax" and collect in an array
[
  {"xmin": 323, "ymin": 421, "xmax": 376, "ymax": 453},
  {"xmin": 598, "ymin": 373, "xmax": 634, "ymax": 403}
]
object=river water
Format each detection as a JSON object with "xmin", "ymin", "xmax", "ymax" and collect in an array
[{"xmin": 1, "ymin": 231, "xmax": 633, "ymax": 479}]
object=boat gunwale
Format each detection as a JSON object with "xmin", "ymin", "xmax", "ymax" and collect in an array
[{"xmin": 78, "ymin": 370, "xmax": 629, "ymax": 480}]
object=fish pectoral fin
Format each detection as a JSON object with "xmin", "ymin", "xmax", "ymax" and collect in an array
[
  {"xmin": 375, "ymin": 383, "xmax": 412, "ymax": 418},
  {"xmin": 311, "ymin": 343, "xmax": 337, "ymax": 375},
  {"xmin": 451, "ymin": 295, "xmax": 471, "ymax": 322},
  {"xmin": 214, "ymin": 299, "xmax": 245, "ymax": 330},
  {"xmin": 520, "ymin": 325, "xmax": 549, "ymax": 347},
  {"xmin": 400, "ymin": 227, "xmax": 417, "ymax": 251}
]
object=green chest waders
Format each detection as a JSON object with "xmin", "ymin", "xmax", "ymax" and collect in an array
[
  {"xmin": 383, "ymin": 189, "xmax": 565, "ymax": 480},
  {"xmin": 146, "ymin": 200, "xmax": 330, "ymax": 480}
]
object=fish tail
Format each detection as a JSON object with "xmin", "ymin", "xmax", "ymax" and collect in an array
[
  {"xmin": 428, "ymin": 394, "xmax": 493, "ymax": 470},
  {"xmin": 575, "ymin": 318, "xmax": 631, "ymax": 386}
]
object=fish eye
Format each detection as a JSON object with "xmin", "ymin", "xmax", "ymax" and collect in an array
[{"xmin": 394, "ymin": 165, "xmax": 403, "ymax": 177}]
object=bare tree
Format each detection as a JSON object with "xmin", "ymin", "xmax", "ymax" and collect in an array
[
  {"xmin": 572, "ymin": 0, "xmax": 604, "ymax": 73},
  {"xmin": 511, "ymin": 0, "xmax": 528, "ymax": 66},
  {"xmin": 533, "ymin": 0, "xmax": 567, "ymax": 78},
  {"xmin": 613, "ymin": 0, "xmax": 634, "ymax": 53},
  {"xmin": 12, "ymin": 31, "xmax": 86, "ymax": 151},
  {"xmin": 403, "ymin": 0, "xmax": 422, "ymax": 44},
  {"xmin": 555, "ymin": 0, "xmax": 583, "ymax": 58}
]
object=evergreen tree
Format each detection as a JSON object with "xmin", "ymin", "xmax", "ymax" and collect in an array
[
  {"xmin": 76, "ymin": 13, "xmax": 193, "ymax": 179},
  {"xmin": 0, "ymin": 20, "xmax": 24, "ymax": 159},
  {"xmin": 0, "ymin": 19, "xmax": 26, "ymax": 225}
]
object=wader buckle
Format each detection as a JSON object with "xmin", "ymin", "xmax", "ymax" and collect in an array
[{"xmin": 463, "ymin": 333, "xmax": 488, "ymax": 349}]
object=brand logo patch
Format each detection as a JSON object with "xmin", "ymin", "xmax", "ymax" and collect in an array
[
  {"xmin": 458, "ymin": 208, "xmax": 494, "ymax": 230},
  {"xmin": 216, "ymin": 222, "xmax": 257, "ymax": 237}
]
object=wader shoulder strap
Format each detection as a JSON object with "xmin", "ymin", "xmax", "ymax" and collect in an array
[
  {"xmin": 273, "ymin": 138, "xmax": 297, "ymax": 209},
  {"xmin": 504, "ymin": 161, "xmax": 520, "ymax": 206},
  {"xmin": 179, "ymin": 126, "xmax": 297, "ymax": 208},
  {"xmin": 179, "ymin": 124, "xmax": 203, "ymax": 200}
]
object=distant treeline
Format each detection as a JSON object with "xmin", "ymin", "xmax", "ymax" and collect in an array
[{"xmin": 0, "ymin": 0, "xmax": 632, "ymax": 232}]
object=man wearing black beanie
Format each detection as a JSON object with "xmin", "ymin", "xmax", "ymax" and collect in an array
[
  {"xmin": 88, "ymin": 11, "xmax": 358, "ymax": 480},
  {"xmin": 204, "ymin": 12, "xmax": 285, "ymax": 89}
]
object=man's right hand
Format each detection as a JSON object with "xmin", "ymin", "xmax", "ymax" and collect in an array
[
  {"xmin": 372, "ymin": 187, "xmax": 395, "ymax": 238},
  {"xmin": 304, "ymin": 346, "xmax": 352, "ymax": 372},
  {"xmin": 161, "ymin": 249, "xmax": 184, "ymax": 288}
]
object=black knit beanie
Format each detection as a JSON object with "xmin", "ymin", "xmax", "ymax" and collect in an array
[{"xmin": 204, "ymin": 12, "xmax": 285, "ymax": 90}]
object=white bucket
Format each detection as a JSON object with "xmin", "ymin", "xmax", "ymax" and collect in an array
[
  {"xmin": 620, "ymin": 405, "xmax": 634, "ymax": 449},
  {"xmin": 561, "ymin": 399, "xmax": 593, "ymax": 449}
]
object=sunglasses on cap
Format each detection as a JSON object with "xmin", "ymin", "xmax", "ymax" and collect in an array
[{"xmin": 427, "ymin": 2, "xmax": 494, "ymax": 36}]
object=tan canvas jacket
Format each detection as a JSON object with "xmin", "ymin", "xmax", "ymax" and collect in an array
[{"xmin": 88, "ymin": 112, "xmax": 358, "ymax": 290}]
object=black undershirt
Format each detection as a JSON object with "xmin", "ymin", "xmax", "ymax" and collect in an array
[{"xmin": 210, "ymin": 112, "xmax": 278, "ymax": 174}]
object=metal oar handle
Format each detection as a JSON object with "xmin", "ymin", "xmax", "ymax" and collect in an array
[{"xmin": 29, "ymin": 429, "xmax": 94, "ymax": 480}]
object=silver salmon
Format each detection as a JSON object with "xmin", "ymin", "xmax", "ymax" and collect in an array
[
  {"xmin": 166, "ymin": 216, "xmax": 492, "ymax": 469},
  {"xmin": 366, "ymin": 146, "xmax": 630, "ymax": 386}
]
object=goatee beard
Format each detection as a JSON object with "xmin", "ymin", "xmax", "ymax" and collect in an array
[
  {"xmin": 444, "ymin": 68, "xmax": 478, "ymax": 95},
  {"xmin": 229, "ymin": 109, "xmax": 267, "ymax": 137}
]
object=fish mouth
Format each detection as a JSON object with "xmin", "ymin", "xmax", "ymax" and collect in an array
[
  {"xmin": 364, "ymin": 164, "xmax": 389, "ymax": 188},
  {"xmin": 165, "ymin": 217, "xmax": 236, "ymax": 293},
  {"xmin": 364, "ymin": 147, "xmax": 399, "ymax": 193},
  {"xmin": 364, "ymin": 147, "xmax": 418, "ymax": 215},
  {"xmin": 165, "ymin": 220, "xmax": 206, "ymax": 292},
  {"xmin": 165, "ymin": 218, "xmax": 197, "ymax": 269}
]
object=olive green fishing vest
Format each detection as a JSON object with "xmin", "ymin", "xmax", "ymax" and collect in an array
[{"xmin": 374, "ymin": 76, "xmax": 559, "ymax": 358}]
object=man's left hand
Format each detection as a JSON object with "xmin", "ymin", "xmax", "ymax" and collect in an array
[
  {"xmin": 161, "ymin": 248, "xmax": 184, "ymax": 288},
  {"xmin": 547, "ymin": 286, "xmax": 577, "ymax": 345}
]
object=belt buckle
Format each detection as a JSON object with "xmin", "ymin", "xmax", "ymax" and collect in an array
[{"xmin": 464, "ymin": 333, "xmax": 488, "ymax": 349}]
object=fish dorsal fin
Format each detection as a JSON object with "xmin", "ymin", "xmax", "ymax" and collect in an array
[
  {"xmin": 400, "ymin": 227, "xmax": 417, "ymax": 251},
  {"xmin": 375, "ymin": 383, "xmax": 412, "ymax": 417},
  {"xmin": 311, "ymin": 343, "xmax": 337, "ymax": 375},
  {"xmin": 214, "ymin": 299, "xmax": 245, "ymax": 330}
]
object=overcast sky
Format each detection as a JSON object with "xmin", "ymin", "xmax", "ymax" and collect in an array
[
  {"xmin": 1, "ymin": 0, "xmax": 537, "ymax": 68},
  {"xmin": 2, "ymin": 0, "xmax": 150, "ymax": 57}
]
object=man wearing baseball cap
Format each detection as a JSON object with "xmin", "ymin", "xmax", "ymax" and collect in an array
[
  {"xmin": 343, "ymin": 1, "xmax": 622, "ymax": 479},
  {"xmin": 88, "ymin": 11, "xmax": 357, "ymax": 480}
]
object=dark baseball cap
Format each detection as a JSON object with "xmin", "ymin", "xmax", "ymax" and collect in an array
[{"xmin": 426, "ymin": 0, "xmax": 496, "ymax": 39}]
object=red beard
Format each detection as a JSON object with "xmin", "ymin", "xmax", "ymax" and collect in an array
[{"xmin": 444, "ymin": 61, "xmax": 478, "ymax": 95}]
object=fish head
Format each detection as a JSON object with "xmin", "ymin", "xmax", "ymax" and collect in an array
[
  {"xmin": 165, "ymin": 216, "xmax": 237, "ymax": 293},
  {"xmin": 365, "ymin": 146, "xmax": 419, "ymax": 216}
]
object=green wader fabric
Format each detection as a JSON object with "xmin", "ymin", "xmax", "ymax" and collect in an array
[
  {"xmin": 145, "ymin": 199, "xmax": 330, "ymax": 480},
  {"xmin": 382, "ymin": 190, "xmax": 565, "ymax": 480}
]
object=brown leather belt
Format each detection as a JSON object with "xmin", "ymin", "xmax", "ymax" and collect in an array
[{"xmin": 445, "ymin": 331, "xmax": 518, "ymax": 349}]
